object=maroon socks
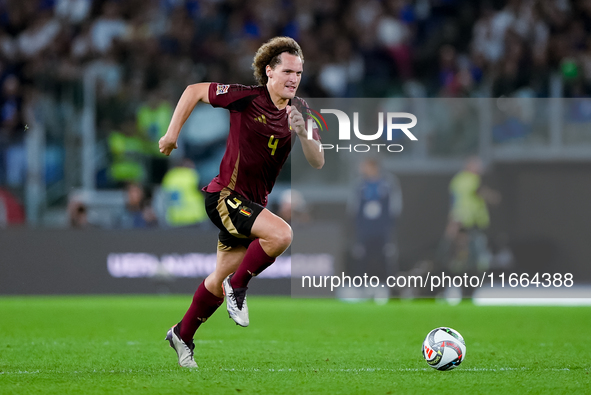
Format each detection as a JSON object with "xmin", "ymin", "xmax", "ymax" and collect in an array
[
  {"xmin": 230, "ymin": 238, "xmax": 276, "ymax": 289},
  {"xmin": 178, "ymin": 239, "xmax": 275, "ymax": 342},
  {"xmin": 179, "ymin": 281, "xmax": 223, "ymax": 342}
]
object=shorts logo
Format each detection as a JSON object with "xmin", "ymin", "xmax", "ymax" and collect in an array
[
  {"xmin": 239, "ymin": 207, "xmax": 253, "ymax": 217},
  {"xmin": 227, "ymin": 197, "xmax": 242, "ymax": 209},
  {"xmin": 216, "ymin": 84, "xmax": 230, "ymax": 95}
]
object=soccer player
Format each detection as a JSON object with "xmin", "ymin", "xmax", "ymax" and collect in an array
[{"xmin": 158, "ymin": 37, "xmax": 323, "ymax": 368}]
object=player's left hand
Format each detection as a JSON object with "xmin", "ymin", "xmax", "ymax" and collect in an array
[{"xmin": 287, "ymin": 105, "xmax": 306, "ymax": 137}]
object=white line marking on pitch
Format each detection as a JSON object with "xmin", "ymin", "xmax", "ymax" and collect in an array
[{"xmin": 0, "ymin": 367, "xmax": 576, "ymax": 375}]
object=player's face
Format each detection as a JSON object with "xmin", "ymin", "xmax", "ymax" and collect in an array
[{"xmin": 267, "ymin": 53, "xmax": 303, "ymax": 101}]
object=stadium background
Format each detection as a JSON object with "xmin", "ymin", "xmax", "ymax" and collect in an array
[{"xmin": 1, "ymin": 0, "xmax": 591, "ymax": 293}]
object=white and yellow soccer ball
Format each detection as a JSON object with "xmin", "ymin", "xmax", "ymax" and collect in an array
[{"xmin": 422, "ymin": 327, "xmax": 466, "ymax": 371}]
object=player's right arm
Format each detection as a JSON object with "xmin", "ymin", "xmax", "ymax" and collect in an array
[{"xmin": 159, "ymin": 82, "xmax": 211, "ymax": 156}]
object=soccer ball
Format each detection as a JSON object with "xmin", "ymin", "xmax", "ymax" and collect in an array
[{"xmin": 422, "ymin": 327, "xmax": 466, "ymax": 371}]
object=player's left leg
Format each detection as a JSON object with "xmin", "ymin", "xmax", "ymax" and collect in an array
[
  {"xmin": 223, "ymin": 208, "xmax": 291, "ymax": 326},
  {"xmin": 203, "ymin": 188, "xmax": 291, "ymax": 326},
  {"xmin": 167, "ymin": 246, "xmax": 246, "ymax": 367},
  {"xmin": 230, "ymin": 208, "xmax": 292, "ymax": 288}
]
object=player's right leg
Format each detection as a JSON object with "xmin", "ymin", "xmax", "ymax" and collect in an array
[
  {"xmin": 205, "ymin": 246, "xmax": 248, "ymax": 297},
  {"xmin": 165, "ymin": 324, "xmax": 198, "ymax": 368}
]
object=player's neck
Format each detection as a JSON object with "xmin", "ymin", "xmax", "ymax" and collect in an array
[{"xmin": 267, "ymin": 85, "xmax": 289, "ymax": 110}]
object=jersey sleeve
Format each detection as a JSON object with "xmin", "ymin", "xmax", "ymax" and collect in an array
[
  {"xmin": 293, "ymin": 97, "xmax": 321, "ymax": 141},
  {"xmin": 208, "ymin": 83, "xmax": 258, "ymax": 110}
]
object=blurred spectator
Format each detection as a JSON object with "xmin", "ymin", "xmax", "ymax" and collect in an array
[
  {"xmin": 440, "ymin": 156, "xmax": 501, "ymax": 276},
  {"xmin": 376, "ymin": 2, "xmax": 413, "ymax": 81},
  {"xmin": 71, "ymin": 22, "xmax": 94, "ymax": 60},
  {"xmin": 492, "ymin": 96, "xmax": 534, "ymax": 142},
  {"xmin": 0, "ymin": 187, "xmax": 25, "ymax": 227},
  {"xmin": 317, "ymin": 38, "xmax": 365, "ymax": 97},
  {"xmin": 160, "ymin": 158, "xmax": 207, "ymax": 227},
  {"xmin": 67, "ymin": 199, "xmax": 90, "ymax": 229},
  {"xmin": 0, "ymin": 74, "xmax": 25, "ymax": 188},
  {"xmin": 347, "ymin": 158, "xmax": 403, "ymax": 280},
  {"xmin": 179, "ymin": 103, "xmax": 229, "ymax": 183},
  {"xmin": 449, "ymin": 157, "xmax": 499, "ymax": 232},
  {"xmin": 89, "ymin": 49, "xmax": 124, "ymax": 99},
  {"xmin": 90, "ymin": 1, "xmax": 130, "ymax": 55},
  {"xmin": 117, "ymin": 182, "xmax": 158, "ymax": 229},
  {"xmin": 107, "ymin": 117, "xmax": 150, "ymax": 186},
  {"xmin": 16, "ymin": 9, "xmax": 61, "ymax": 60},
  {"xmin": 55, "ymin": 0, "xmax": 92, "ymax": 26},
  {"xmin": 277, "ymin": 189, "xmax": 310, "ymax": 225},
  {"xmin": 471, "ymin": 3, "xmax": 504, "ymax": 64},
  {"xmin": 339, "ymin": 158, "xmax": 402, "ymax": 303},
  {"xmin": 136, "ymin": 87, "xmax": 172, "ymax": 183},
  {"xmin": 438, "ymin": 45, "xmax": 460, "ymax": 96}
]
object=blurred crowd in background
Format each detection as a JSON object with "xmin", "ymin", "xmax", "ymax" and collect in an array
[{"xmin": 0, "ymin": 0, "xmax": 590, "ymax": 227}]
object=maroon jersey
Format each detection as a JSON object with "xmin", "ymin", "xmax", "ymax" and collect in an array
[{"xmin": 204, "ymin": 83, "xmax": 319, "ymax": 206}]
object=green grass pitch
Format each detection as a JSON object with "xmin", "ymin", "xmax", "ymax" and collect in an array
[{"xmin": 1, "ymin": 296, "xmax": 590, "ymax": 394}]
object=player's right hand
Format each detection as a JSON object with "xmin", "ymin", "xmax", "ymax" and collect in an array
[{"xmin": 159, "ymin": 135, "xmax": 178, "ymax": 156}]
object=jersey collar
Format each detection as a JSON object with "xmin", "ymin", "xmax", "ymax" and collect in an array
[{"xmin": 264, "ymin": 85, "xmax": 290, "ymax": 111}]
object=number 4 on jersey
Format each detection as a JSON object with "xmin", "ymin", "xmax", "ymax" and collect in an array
[{"xmin": 268, "ymin": 135, "xmax": 278, "ymax": 155}]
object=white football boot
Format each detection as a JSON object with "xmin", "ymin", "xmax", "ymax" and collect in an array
[
  {"xmin": 223, "ymin": 274, "xmax": 249, "ymax": 327},
  {"xmin": 165, "ymin": 324, "xmax": 198, "ymax": 368}
]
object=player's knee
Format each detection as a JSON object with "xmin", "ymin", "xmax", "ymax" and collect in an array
[
  {"xmin": 278, "ymin": 224, "xmax": 293, "ymax": 250},
  {"xmin": 270, "ymin": 223, "xmax": 292, "ymax": 254}
]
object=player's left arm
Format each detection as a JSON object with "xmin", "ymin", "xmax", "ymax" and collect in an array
[{"xmin": 288, "ymin": 105, "xmax": 324, "ymax": 169}]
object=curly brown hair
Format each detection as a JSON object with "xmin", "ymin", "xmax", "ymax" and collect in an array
[{"xmin": 252, "ymin": 37, "xmax": 304, "ymax": 86}]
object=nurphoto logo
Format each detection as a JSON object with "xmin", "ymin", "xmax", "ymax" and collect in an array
[{"xmin": 305, "ymin": 108, "xmax": 418, "ymax": 153}]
